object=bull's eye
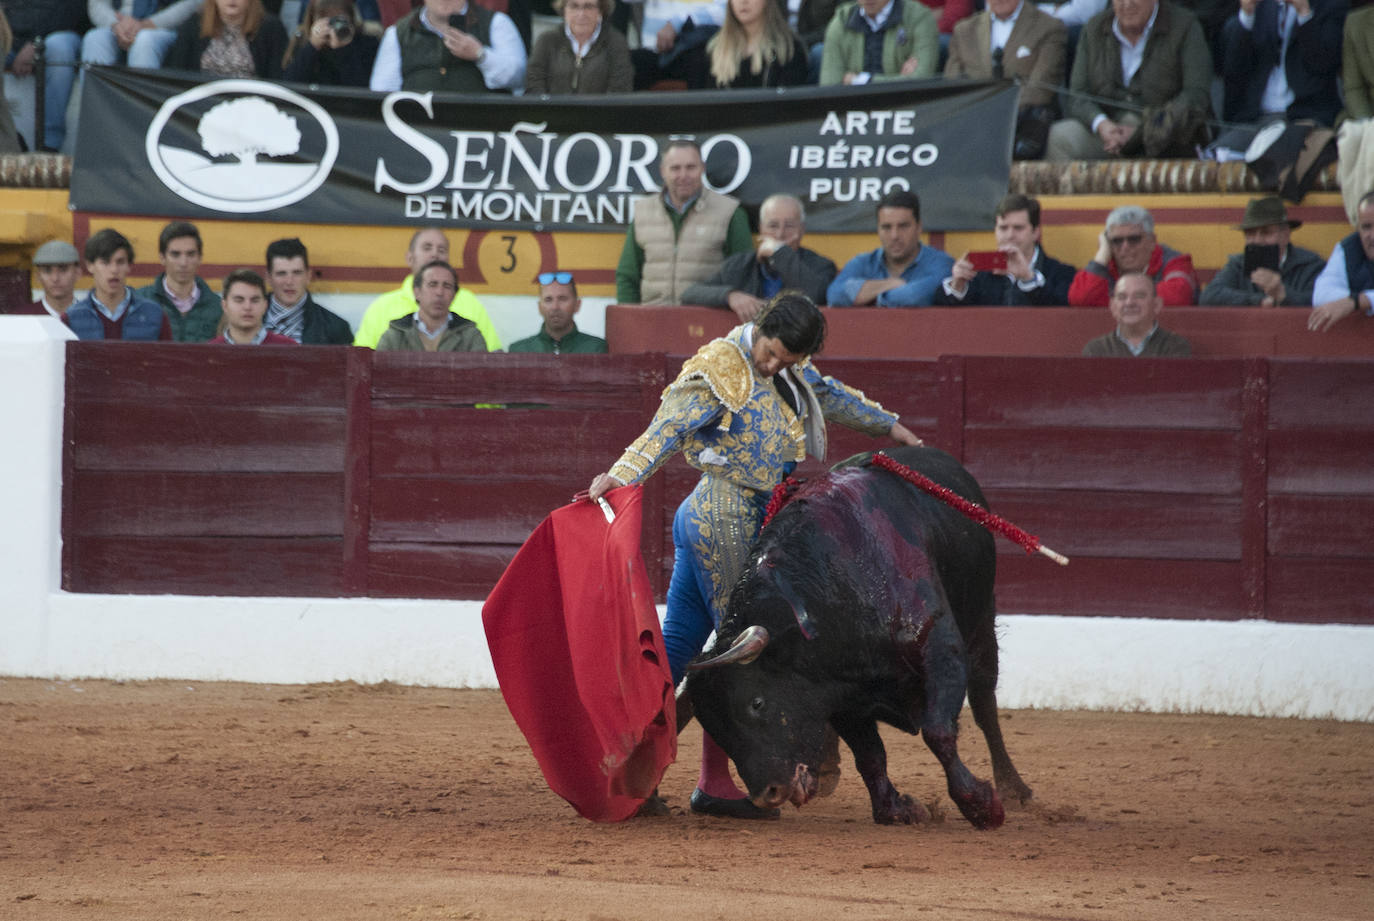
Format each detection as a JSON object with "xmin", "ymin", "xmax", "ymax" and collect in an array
[{"xmin": 749, "ymin": 696, "xmax": 765, "ymax": 715}]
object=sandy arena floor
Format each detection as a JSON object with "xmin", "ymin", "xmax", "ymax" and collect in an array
[{"xmin": 2, "ymin": 677, "xmax": 1371, "ymax": 921}]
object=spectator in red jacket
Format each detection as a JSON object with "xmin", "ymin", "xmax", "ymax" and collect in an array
[{"xmin": 1068, "ymin": 204, "xmax": 1199, "ymax": 307}]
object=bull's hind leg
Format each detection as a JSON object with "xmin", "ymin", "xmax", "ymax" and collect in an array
[
  {"xmin": 917, "ymin": 627, "xmax": 1004, "ymax": 830},
  {"xmin": 964, "ymin": 609, "xmax": 1033, "ymax": 804},
  {"xmin": 831, "ymin": 715, "xmax": 929, "ymax": 825}
]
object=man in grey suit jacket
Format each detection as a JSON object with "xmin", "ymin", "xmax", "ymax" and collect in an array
[
  {"xmin": 682, "ymin": 194, "xmax": 837, "ymax": 319},
  {"xmin": 944, "ymin": 0, "xmax": 1067, "ymax": 158}
]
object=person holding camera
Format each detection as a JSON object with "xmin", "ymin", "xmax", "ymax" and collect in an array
[
  {"xmin": 934, "ymin": 194, "xmax": 1078, "ymax": 307},
  {"xmin": 1200, "ymin": 196, "xmax": 1324, "ymax": 308},
  {"xmin": 283, "ymin": 0, "xmax": 378, "ymax": 85},
  {"xmin": 369, "ymin": 0, "xmax": 525, "ymax": 93},
  {"xmin": 164, "ymin": 0, "xmax": 287, "ymax": 78}
]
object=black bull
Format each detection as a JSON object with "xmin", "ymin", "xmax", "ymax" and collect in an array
[{"xmin": 684, "ymin": 446, "xmax": 1032, "ymax": 828}]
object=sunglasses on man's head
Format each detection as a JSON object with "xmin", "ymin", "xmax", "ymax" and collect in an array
[{"xmin": 538, "ymin": 272, "xmax": 573, "ymax": 284}]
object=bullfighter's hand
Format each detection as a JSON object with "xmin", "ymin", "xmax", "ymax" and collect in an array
[
  {"xmin": 888, "ymin": 421, "xmax": 923, "ymax": 447},
  {"xmin": 587, "ymin": 472, "xmax": 624, "ymax": 502}
]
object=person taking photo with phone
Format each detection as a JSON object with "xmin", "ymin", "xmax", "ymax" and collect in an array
[
  {"xmin": 1199, "ymin": 195, "xmax": 1324, "ymax": 307},
  {"xmin": 934, "ymin": 193, "xmax": 1078, "ymax": 307},
  {"xmin": 369, "ymin": 0, "xmax": 526, "ymax": 92}
]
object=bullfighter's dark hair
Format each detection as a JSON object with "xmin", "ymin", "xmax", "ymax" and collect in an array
[
  {"xmin": 158, "ymin": 221, "xmax": 202, "ymax": 256},
  {"xmin": 84, "ymin": 228, "xmax": 134, "ymax": 265},
  {"xmin": 756, "ymin": 291, "xmax": 825, "ymax": 357},
  {"xmin": 876, "ymin": 189, "xmax": 920, "ymax": 222}
]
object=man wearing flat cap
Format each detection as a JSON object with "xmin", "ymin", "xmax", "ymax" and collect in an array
[
  {"xmin": 1199, "ymin": 196, "xmax": 1325, "ymax": 307},
  {"xmin": 5, "ymin": 240, "xmax": 82, "ymax": 317}
]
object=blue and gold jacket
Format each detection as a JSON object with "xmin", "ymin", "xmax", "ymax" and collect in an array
[{"xmin": 609, "ymin": 324, "xmax": 898, "ymax": 492}]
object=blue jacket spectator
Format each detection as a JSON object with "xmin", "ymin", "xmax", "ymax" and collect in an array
[{"xmin": 826, "ymin": 189, "xmax": 953, "ymax": 307}]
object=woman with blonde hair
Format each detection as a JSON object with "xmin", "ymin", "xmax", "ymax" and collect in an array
[
  {"xmin": 707, "ymin": 0, "xmax": 806, "ymax": 88},
  {"xmin": 165, "ymin": 0, "xmax": 288, "ymax": 78},
  {"xmin": 525, "ymin": 0, "xmax": 633, "ymax": 95}
]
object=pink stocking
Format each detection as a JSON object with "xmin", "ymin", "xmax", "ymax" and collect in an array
[{"xmin": 697, "ymin": 730, "xmax": 747, "ymax": 799}]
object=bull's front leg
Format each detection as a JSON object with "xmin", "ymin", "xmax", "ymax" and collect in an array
[{"xmin": 831, "ymin": 714, "xmax": 929, "ymax": 825}]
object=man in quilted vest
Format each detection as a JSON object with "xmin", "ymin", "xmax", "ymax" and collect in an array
[{"xmin": 614, "ymin": 138, "xmax": 753, "ymax": 305}]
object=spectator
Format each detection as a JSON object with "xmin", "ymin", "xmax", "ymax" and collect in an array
[
  {"xmin": 65, "ymin": 228, "xmax": 173, "ymax": 341},
  {"xmin": 818, "ymin": 0, "xmax": 939, "ymax": 85},
  {"xmin": 1046, "ymin": 0, "xmax": 1212, "ymax": 160},
  {"xmin": 2, "ymin": 1, "xmax": 86, "ymax": 152},
  {"xmin": 164, "ymin": 0, "xmax": 287, "ymax": 77},
  {"xmin": 0, "ymin": 9, "xmax": 20, "ymax": 153},
  {"xmin": 282, "ymin": 0, "xmax": 379, "ymax": 85},
  {"xmin": 507, "ymin": 271, "xmax": 609, "ymax": 353},
  {"xmin": 369, "ymin": 0, "xmax": 526, "ymax": 92},
  {"xmin": 1199, "ymin": 195, "xmax": 1325, "ymax": 307},
  {"xmin": 216, "ymin": 268, "xmax": 298, "ymax": 345},
  {"xmin": 1083, "ymin": 272, "xmax": 1192, "ymax": 355},
  {"xmin": 524, "ymin": 0, "xmax": 632, "ymax": 94},
  {"xmin": 615, "ymin": 138, "xmax": 753, "ymax": 305},
  {"xmin": 83, "ymin": 1, "xmax": 203, "ymax": 71},
  {"xmin": 376, "ymin": 260, "xmax": 487, "ymax": 351},
  {"xmin": 136, "ymin": 221, "xmax": 222, "ymax": 342},
  {"xmin": 1068, "ymin": 204, "xmax": 1199, "ymax": 306},
  {"xmin": 1309, "ymin": 189, "xmax": 1374, "ymax": 332},
  {"xmin": 263, "ymin": 237, "xmax": 354, "ymax": 344},
  {"xmin": 707, "ymin": 0, "xmax": 808, "ymax": 87},
  {"xmin": 682, "ymin": 192, "xmax": 836, "ymax": 318},
  {"xmin": 826, "ymin": 188, "xmax": 954, "ymax": 306},
  {"xmin": 1211, "ymin": 0, "xmax": 1347, "ymax": 156},
  {"xmin": 630, "ymin": 0, "xmax": 725, "ymax": 89},
  {"xmin": 944, "ymin": 0, "xmax": 1066, "ymax": 159},
  {"xmin": 4, "ymin": 240, "xmax": 82, "ymax": 317},
  {"xmin": 1344, "ymin": 2, "xmax": 1373, "ymax": 121},
  {"xmin": 353, "ymin": 228, "xmax": 501, "ymax": 349},
  {"xmin": 934, "ymin": 193, "xmax": 1077, "ymax": 306}
]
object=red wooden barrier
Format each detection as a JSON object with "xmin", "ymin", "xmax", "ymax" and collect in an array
[
  {"xmin": 60, "ymin": 343, "xmax": 1374, "ymax": 624},
  {"xmin": 607, "ymin": 306, "xmax": 1374, "ymax": 360}
]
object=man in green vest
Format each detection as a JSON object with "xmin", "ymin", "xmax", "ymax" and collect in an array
[
  {"xmin": 614, "ymin": 138, "xmax": 753, "ymax": 305},
  {"xmin": 369, "ymin": 0, "xmax": 526, "ymax": 92}
]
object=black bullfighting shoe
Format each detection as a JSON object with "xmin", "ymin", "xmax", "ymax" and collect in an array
[{"xmin": 689, "ymin": 789, "xmax": 780, "ymax": 820}]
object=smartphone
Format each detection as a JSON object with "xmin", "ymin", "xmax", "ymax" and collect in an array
[
  {"xmin": 448, "ymin": 12, "xmax": 466, "ymax": 29},
  {"xmin": 1243, "ymin": 243, "xmax": 1280, "ymax": 275},
  {"xmin": 966, "ymin": 250, "xmax": 1008, "ymax": 273}
]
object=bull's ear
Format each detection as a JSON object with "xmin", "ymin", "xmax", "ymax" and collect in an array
[{"xmin": 686, "ymin": 625, "xmax": 770, "ymax": 671}]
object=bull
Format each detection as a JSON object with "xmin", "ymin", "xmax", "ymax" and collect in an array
[{"xmin": 684, "ymin": 445, "xmax": 1032, "ymax": 828}]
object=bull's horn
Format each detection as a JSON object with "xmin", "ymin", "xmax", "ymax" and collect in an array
[{"xmin": 686, "ymin": 625, "xmax": 771, "ymax": 671}]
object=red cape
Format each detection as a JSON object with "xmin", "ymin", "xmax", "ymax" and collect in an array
[{"xmin": 481, "ymin": 485, "xmax": 676, "ymax": 822}]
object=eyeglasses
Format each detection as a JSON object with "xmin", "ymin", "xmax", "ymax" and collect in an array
[
  {"xmin": 1108, "ymin": 233, "xmax": 1146, "ymax": 247},
  {"xmin": 538, "ymin": 272, "xmax": 573, "ymax": 285}
]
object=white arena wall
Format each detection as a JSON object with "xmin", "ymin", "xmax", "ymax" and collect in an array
[{"xmin": 4, "ymin": 318, "xmax": 1372, "ymax": 722}]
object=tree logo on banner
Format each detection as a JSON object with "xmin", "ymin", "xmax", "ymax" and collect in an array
[{"xmin": 144, "ymin": 80, "xmax": 339, "ymax": 214}]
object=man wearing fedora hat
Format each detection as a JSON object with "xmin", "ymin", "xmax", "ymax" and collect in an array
[
  {"xmin": 3, "ymin": 240, "xmax": 83, "ymax": 317},
  {"xmin": 1200, "ymin": 195, "xmax": 1325, "ymax": 307}
]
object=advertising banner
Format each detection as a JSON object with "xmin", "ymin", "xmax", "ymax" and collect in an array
[{"xmin": 71, "ymin": 68, "xmax": 1018, "ymax": 233}]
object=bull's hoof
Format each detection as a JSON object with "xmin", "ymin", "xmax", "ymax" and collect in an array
[
  {"xmin": 689, "ymin": 789, "xmax": 780, "ymax": 820},
  {"xmin": 874, "ymin": 794, "xmax": 930, "ymax": 825},
  {"xmin": 635, "ymin": 791, "xmax": 671, "ymax": 818}
]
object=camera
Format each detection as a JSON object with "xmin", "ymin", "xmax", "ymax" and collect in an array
[{"xmin": 328, "ymin": 15, "xmax": 354, "ymax": 40}]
